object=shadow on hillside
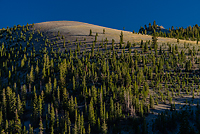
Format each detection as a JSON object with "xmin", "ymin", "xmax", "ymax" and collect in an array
[{"xmin": 150, "ymin": 96, "xmax": 200, "ymax": 116}]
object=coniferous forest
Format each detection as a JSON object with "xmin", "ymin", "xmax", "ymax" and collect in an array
[
  {"xmin": 1, "ymin": 22, "xmax": 200, "ymax": 133},
  {"xmin": 139, "ymin": 20, "xmax": 200, "ymax": 42}
]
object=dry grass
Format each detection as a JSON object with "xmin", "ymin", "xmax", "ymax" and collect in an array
[{"xmin": 34, "ymin": 21, "xmax": 197, "ymax": 46}]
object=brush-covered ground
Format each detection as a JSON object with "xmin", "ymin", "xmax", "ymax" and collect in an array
[{"xmin": 0, "ymin": 21, "xmax": 200, "ymax": 134}]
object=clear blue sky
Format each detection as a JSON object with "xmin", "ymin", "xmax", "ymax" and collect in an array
[{"xmin": 0, "ymin": 0, "xmax": 199, "ymax": 32}]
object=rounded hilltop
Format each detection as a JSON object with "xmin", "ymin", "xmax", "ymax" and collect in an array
[
  {"xmin": 33, "ymin": 20, "xmax": 134, "ymax": 44},
  {"xmin": 33, "ymin": 20, "xmax": 196, "ymax": 46}
]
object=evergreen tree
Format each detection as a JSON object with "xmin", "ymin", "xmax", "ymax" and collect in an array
[
  {"xmin": 2, "ymin": 88, "xmax": 7, "ymax": 118},
  {"xmin": 81, "ymin": 113, "xmax": 85, "ymax": 133},
  {"xmin": 0, "ymin": 110, "xmax": 2, "ymax": 131},
  {"xmin": 89, "ymin": 29, "xmax": 92, "ymax": 36},
  {"xmin": 109, "ymin": 97, "xmax": 114, "ymax": 120},
  {"xmin": 22, "ymin": 126, "xmax": 28, "ymax": 134},
  {"xmin": 14, "ymin": 110, "xmax": 21, "ymax": 133},
  {"xmin": 38, "ymin": 95, "xmax": 43, "ymax": 118},
  {"xmin": 87, "ymin": 124, "xmax": 91, "ymax": 134},
  {"xmin": 144, "ymin": 42, "xmax": 148, "ymax": 52},
  {"xmin": 17, "ymin": 94, "xmax": 23, "ymax": 116},
  {"xmin": 50, "ymin": 104, "xmax": 55, "ymax": 128},
  {"xmin": 152, "ymin": 33, "xmax": 158, "ymax": 49},
  {"xmin": 120, "ymin": 31, "xmax": 124, "ymax": 45},
  {"xmin": 103, "ymin": 29, "xmax": 105, "ymax": 34},
  {"xmin": 88, "ymin": 100, "xmax": 96, "ymax": 126},
  {"xmin": 74, "ymin": 121, "xmax": 78, "ymax": 134},
  {"xmin": 39, "ymin": 117, "xmax": 43, "ymax": 134},
  {"xmin": 112, "ymin": 39, "xmax": 115, "ymax": 50},
  {"xmin": 101, "ymin": 120, "xmax": 107, "ymax": 134},
  {"xmin": 32, "ymin": 92, "xmax": 38, "ymax": 121},
  {"xmin": 29, "ymin": 124, "xmax": 34, "ymax": 134},
  {"xmin": 63, "ymin": 37, "xmax": 66, "ymax": 47},
  {"xmin": 153, "ymin": 20, "xmax": 157, "ymax": 29},
  {"xmin": 73, "ymin": 76, "xmax": 76, "ymax": 90},
  {"xmin": 150, "ymin": 95, "xmax": 154, "ymax": 108},
  {"xmin": 177, "ymin": 37, "xmax": 179, "ymax": 44}
]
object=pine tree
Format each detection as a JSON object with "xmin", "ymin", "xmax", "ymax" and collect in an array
[
  {"xmin": 74, "ymin": 121, "xmax": 78, "ymax": 134},
  {"xmin": 91, "ymin": 42, "xmax": 95, "ymax": 57},
  {"xmin": 81, "ymin": 113, "xmax": 85, "ymax": 133},
  {"xmin": 29, "ymin": 124, "xmax": 34, "ymax": 134},
  {"xmin": 89, "ymin": 29, "xmax": 92, "ymax": 36},
  {"xmin": 33, "ymin": 92, "xmax": 38, "ymax": 121},
  {"xmin": 185, "ymin": 60, "xmax": 192, "ymax": 71},
  {"xmin": 57, "ymin": 86, "xmax": 60, "ymax": 103},
  {"xmin": 64, "ymin": 121, "xmax": 68, "ymax": 133},
  {"xmin": 140, "ymin": 40, "xmax": 144, "ymax": 48},
  {"xmin": 103, "ymin": 29, "xmax": 105, "ymax": 34},
  {"xmin": 95, "ymin": 33, "xmax": 98, "ymax": 42},
  {"xmin": 63, "ymin": 38, "xmax": 66, "ymax": 47},
  {"xmin": 42, "ymin": 64, "xmax": 46, "ymax": 79},
  {"xmin": 77, "ymin": 113, "xmax": 81, "ymax": 133},
  {"xmin": 62, "ymin": 88, "xmax": 68, "ymax": 111},
  {"xmin": 17, "ymin": 94, "xmax": 23, "ymax": 116},
  {"xmin": 150, "ymin": 95, "xmax": 154, "ymax": 108},
  {"xmin": 97, "ymin": 117, "xmax": 101, "ymax": 131},
  {"xmin": 87, "ymin": 124, "xmax": 91, "ymax": 134},
  {"xmin": 0, "ymin": 110, "xmax": 2, "ymax": 130},
  {"xmin": 56, "ymin": 112, "xmax": 59, "ymax": 132},
  {"xmin": 153, "ymin": 20, "xmax": 157, "ymax": 29},
  {"xmin": 38, "ymin": 95, "xmax": 43, "ymax": 118},
  {"xmin": 177, "ymin": 37, "xmax": 179, "ymax": 44},
  {"xmin": 88, "ymin": 100, "xmax": 96, "ymax": 126},
  {"xmin": 83, "ymin": 128, "xmax": 86, "ymax": 134},
  {"xmin": 39, "ymin": 117, "xmax": 43, "ymax": 134},
  {"xmin": 144, "ymin": 42, "xmax": 148, "ymax": 52},
  {"xmin": 50, "ymin": 125, "xmax": 54, "ymax": 134},
  {"xmin": 152, "ymin": 33, "xmax": 158, "ymax": 49},
  {"xmin": 109, "ymin": 97, "xmax": 114, "ymax": 120},
  {"xmin": 101, "ymin": 120, "xmax": 107, "ymax": 134},
  {"xmin": 50, "ymin": 104, "xmax": 55, "ymax": 128},
  {"xmin": 120, "ymin": 31, "xmax": 124, "ymax": 45},
  {"xmin": 14, "ymin": 109, "xmax": 21, "ymax": 133},
  {"xmin": 140, "ymin": 101, "xmax": 144, "ymax": 117},
  {"xmin": 134, "ymin": 81, "xmax": 138, "ymax": 96},
  {"xmin": 22, "ymin": 125, "xmax": 28, "ymax": 134},
  {"xmin": 21, "ymin": 85, "xmax": 27, "ymax": 105},
  {"xmin": 8, "ymin": 91, "xmax": 17, "ymax": 117},
  {"xmin": 73, "ymin": 76, "xmax": 76, "ymax": 90},
  {"xmin": 29, "ymin": 65, "xmax": 34, "ymax": 83},
  {"xmin": 125, "ymin": 71, "xmax": 131, "ymax": 87},
  {"xmin": 5, "ymin": 120, "xmax": 8, "ymax": 133},
  {"xmin": 2, "ymin": 88, "xmax": 7, "ymax": 118}
]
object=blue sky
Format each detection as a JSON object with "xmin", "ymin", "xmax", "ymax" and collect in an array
[{"xmin": 0, "ymin": 0, "xmax": 199, "ymax": 32}]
